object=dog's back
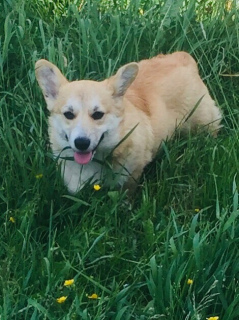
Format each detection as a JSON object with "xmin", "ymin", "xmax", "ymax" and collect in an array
[{"xmin": 125, "ymin": 51, "xmax": 221, "ymax": 149}]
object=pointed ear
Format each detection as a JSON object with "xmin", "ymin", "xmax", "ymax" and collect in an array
[
  {"xmin": 35, "ymin": 59, "xmax": 68, "ymax": 111},
  {"xmin": 110, "ymin": 62, "xmax": 139, "ymax": 97}
]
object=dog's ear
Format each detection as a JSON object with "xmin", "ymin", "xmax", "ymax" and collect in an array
[
  {"xmin": 35, "ymin": 59, "xmax": 68, "ymax": 111},
  {"xmin": 110, "ymin": 63, "xmax": 139, "ymax": 97}
]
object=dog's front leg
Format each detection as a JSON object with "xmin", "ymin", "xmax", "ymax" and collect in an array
[{"xmin": 60, "ymin": 160, "xmax": 84, "ymax": 193}]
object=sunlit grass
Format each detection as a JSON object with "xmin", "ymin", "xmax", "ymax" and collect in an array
[{"xmin": 0, "ymin": 0, "xmax": 239, "ymax": 319}]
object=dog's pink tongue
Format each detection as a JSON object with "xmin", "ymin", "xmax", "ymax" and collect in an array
[{"xmin": 74, "ymin": 151, "xmax": 92, "ymax": 165}]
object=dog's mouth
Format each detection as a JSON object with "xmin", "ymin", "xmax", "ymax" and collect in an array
[
  {"xmin": 74, "ymin": 151, "xmax": 93, "ymax": 165},
  {"xmin": 73, "ymin": 133, "xmax": 105, "ymax": 165}
]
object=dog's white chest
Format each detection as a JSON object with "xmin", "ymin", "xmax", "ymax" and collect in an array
[{"xmin": 61, "ymin": 159, "xmax": 103, "ymax": 193}]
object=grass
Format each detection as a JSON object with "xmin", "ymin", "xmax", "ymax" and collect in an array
[{"xmin": 0, "ymin": 0, "xmax": 239, "ymax": 319}]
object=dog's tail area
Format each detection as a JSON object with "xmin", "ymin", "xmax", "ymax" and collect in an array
[{"xmin": 155, "ymin": 51, "xmax": 198, "ymax": 70}]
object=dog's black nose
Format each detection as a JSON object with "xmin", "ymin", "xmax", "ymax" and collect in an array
[{"xmin": 74, "ymin": 137, "xmax": 91, "ymax": 151}]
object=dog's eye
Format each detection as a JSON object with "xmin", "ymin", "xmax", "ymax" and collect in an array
[
  {"xmin": 63, "ymin": 111, "xmax": 75, "ymax": 120},
  {"xmin": 91, "ymin": 111, "xmax": 104, "ymax": 120}
]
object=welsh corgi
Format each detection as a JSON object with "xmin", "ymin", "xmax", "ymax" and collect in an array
[{"xmin": 35, "ymin": 52, "xmax": 222, "ymax": 193}]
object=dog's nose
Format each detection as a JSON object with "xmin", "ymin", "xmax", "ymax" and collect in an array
[{"xmin": 74, "ymin": 137, "xmax": 91, "ymax": 151}]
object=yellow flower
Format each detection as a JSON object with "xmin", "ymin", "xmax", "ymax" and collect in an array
[
  {"xmin": 64, "ymin": 279, "xmax": 74, "ymax": 287},
  {"xmin": 93, "ymin": 184, "xmax": 101, "ymax": 191},
  {"xmin": 206, "ymin": 317, "xmax": 219, "ymax": 320},
  {"xmin": 187, "ymin": 279, "xmax": 193, "ymax": 285},
  {"xmin": 87, "ymin": 293, "xmax": 100, "ymax": 299},
  {"xmin": 225, "ymin": 0, "xmax": 232, "ymax": 11},
  {"xmin": 35, "ymin": 173, "xmax": 43, "ymax": 179},
  {"xmin": 195, "ymin": 208, "xmax": 200, "ymax": 213},
  {"xmin": 56, "ymin": 296, "xmax": 67, "ymax": 303},
  {"xmin": 139, "ymin": 8, "xmax": 144, "ymax": 15},
  {"xmin": 9, "ymin": 217, "xmax": 15, "ymax": 223}
]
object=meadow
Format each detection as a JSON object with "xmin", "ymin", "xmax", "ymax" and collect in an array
[{"xmin": 0, "ymin": 0, "xmax": 239, "ymax": 319}]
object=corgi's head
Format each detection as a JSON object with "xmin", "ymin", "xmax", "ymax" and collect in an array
[{"xmin": 35, "ymin": 59, "xmax": 138, "ymax": 164}]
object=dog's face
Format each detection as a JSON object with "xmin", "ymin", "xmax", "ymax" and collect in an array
[{"xmin": 35, "ymin": 60, "xmax": 138, "ymax": 164}]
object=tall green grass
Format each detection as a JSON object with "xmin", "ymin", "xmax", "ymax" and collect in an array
[{"xmin": 0, "ymin": 0, "xmax": 239, "ymax": 319}]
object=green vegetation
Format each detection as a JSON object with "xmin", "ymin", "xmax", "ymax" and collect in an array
[{"xmin": 0, "ymin": 0, "xmax": 238, "ymax": 319}]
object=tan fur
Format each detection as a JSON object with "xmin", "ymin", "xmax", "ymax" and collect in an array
[{"xmin": 35, "ymin": 52, "xmax": 222, "ymax": 193}]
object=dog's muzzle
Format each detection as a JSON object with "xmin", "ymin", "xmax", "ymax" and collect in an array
[{"xmin": 73, "ymin": 133, "xmax": 105, "ymax": 165}]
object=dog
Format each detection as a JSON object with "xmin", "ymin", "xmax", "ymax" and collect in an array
[{"xmin": 35, "ymin": 52, "xmax": 222, "ymax": 193}]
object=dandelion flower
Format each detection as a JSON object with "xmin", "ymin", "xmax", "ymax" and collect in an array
[
  {"xmin": 93, "ymin": 184, "xmax": 101, "ymax": 191},
  {"xmin": 195, "ymin": 208, "xmax": 200, "ymax": 213},
  {"xmin": 9, "ymin": 217, "xmax": 15, "ymax": 223},
  {"xmin": 139, "ymin": 8, "xmax": 144, "ymax": 15},
  {"xmin": 56, "ymin": 296, "xmax": 67, "ymax": 303},
  {"xmin": 206, "ymin": 317, "xmax": 219, "ymax": 320},
  {"xmin": 64, "ymin": 279, "xmax": 74, "ymax": 287},
  {"xmin": 187, "ymin": 279, "xmax": 193, "ymax": 285},
  {"xmin": 225, "ymin": 0, "xmax": 232, "ymax": 11},
  {"xmin": 35, "ymin": 173, "xmax": 43, "ymax": 179},
  {"xmin": 87, "ymin": 293, "xmax": 100, "ymax": 299}
]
